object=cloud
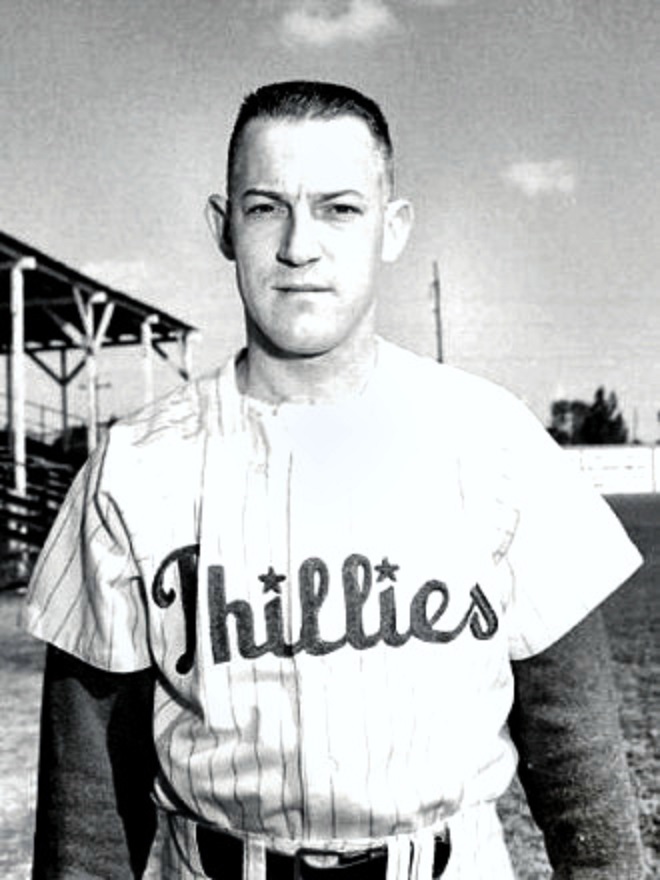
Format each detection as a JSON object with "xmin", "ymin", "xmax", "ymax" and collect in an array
[
  {"xmin": 502, "ymin": 160, "xmax": 577, "ymax": 198},
  {"xmin": 80, "ymin": 260, "xmax": 150, "ymax": 294},
  {"xmin": 405, "ymin": 0, "xmax": 470, "ymax": 6},
  {"xmin": 280, "ymin": 0, "xmax": 398, "ymax": 46}
]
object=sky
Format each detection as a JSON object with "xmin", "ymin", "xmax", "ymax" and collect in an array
[{"xmin": 2, "ymin": 0, "xmax": 659, "ymax": 440}]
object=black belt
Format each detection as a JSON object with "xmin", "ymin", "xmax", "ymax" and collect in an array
[{"xmin": 196, "ymin": 826, "xmax": 451, "ymax": 879}]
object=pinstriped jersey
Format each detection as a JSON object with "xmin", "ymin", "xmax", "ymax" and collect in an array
[{"xmin": 23, "ymin": 338, "xmax": 642, "ymax": 848}]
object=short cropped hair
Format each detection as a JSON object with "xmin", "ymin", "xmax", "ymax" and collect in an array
[{"xmin": 227, "ymin": 80, "xmax": 394, "ymax": 194}]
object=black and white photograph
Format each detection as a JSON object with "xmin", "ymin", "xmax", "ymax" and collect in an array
[{"xmin": 1, "ymin": 2, "xmax": 658, "ymax": 878}]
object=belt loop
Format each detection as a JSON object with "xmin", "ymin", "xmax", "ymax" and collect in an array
[
  {"xmin": 386, "ymin": 835, "xmax": 412, "ymax": 880},
  {"xmin": 411, "ymin": 829, "xmax": 434, "ymax": 880},
  {"xmin": 244, "ymin": 835, "xmax": 266, "ymax": 880}
]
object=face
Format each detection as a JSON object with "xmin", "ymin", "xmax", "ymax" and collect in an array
[{"xmin": 210, "ymin": 115, "xmax": 412, "ymax": 358}]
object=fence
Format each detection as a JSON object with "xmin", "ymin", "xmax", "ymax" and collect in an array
[{"xmin": 565, "ymin": 445, "xmax": 660, "ymax": 494}]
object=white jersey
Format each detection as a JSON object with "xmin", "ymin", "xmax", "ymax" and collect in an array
[{"xmin": 23, "ymin": 339, "xmax": 641, "ymax": 878}]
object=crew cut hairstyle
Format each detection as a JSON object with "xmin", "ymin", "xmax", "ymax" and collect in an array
[{"xmin": 226, "ymin": 80, "xmax": 394, "ymax": 193}]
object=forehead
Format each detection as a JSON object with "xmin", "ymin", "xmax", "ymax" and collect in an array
[{"xmin": 230, "ymin": 116, "xmax": 387, "ymax": 196}]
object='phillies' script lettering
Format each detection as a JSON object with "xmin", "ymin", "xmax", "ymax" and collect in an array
[{"xmin": 152, "ymin": 546, "xmax": 498, "ymax": 672}]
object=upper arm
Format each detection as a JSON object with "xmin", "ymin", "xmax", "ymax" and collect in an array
[
  {"xmin": 33, "ymin": 645, "xmax": 158, "ymax": 879},
  {"xmin": 509, "ymin": 608, "xmax": 646, "ymax": 878}
]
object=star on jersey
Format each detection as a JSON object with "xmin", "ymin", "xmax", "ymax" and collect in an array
[
  {"xmin": 375, "ymin": 557, "xmax": 399, "ymax": 582},
  {"xmin": 259, "ymin": 566, "xmax": 286, "ymax": 594}
]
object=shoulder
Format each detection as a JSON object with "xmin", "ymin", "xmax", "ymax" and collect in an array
[
  {"xmin": 91, "ymin": 359, "xmax": 236, "ymax": 497},
  {"xmin": 377, "ymin": 338, "xmax": 529, "ymax": 433},
  {"xmin": 109, "ymin": 370, "xmax": 222, "ymax": 449},
  {"xmin": 376, "ymin": 341, "xmax": 565, "ymax": 517}
]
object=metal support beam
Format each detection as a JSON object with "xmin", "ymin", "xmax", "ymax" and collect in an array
[
  {"xmin": 71, "ymin": 288, "xmax": 115, "ymax": 453},
  {"xmin": 60, "ymin": 349, "xmax": 69, "ymax": 437},
  {"xmin": 180, "ymin": 331, "xmax": 194, "ymax": 382},
  {"xmin": 6, "ymin": 322, "xmax": 12, "ymax": 433},
  {"xmin": 86, "ymin": 344, "xmax": 99, "ymax": 451},
  {"xmin": 10, "ymin": 257, "xmax": 36, "ymax": 494},
  {"xmin": 141, "ymin": 315, "xmax": 158, "ymax": 405}
]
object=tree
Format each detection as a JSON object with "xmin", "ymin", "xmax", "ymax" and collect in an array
[
  {"xmin": 548, "ymin": 387, "xmax": 628, "ymax": 445},
  {"xmin": 547, "ymin": 399, "xmax": 590, "ymax": 446}
]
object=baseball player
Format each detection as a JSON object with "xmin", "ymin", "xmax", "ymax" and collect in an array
[{"xmin": 24, "ymin": 81, "xmax": 646, "ymax": 879}]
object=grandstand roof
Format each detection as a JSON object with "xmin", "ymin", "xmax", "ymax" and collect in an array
[{"xmin": 0, "ymin": 229, "xmax": 196, "ymax": 353}]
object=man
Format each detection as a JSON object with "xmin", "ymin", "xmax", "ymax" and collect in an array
[{"xmin": 24, "ymin": 81, "xmax": 646, "ymax": 879}]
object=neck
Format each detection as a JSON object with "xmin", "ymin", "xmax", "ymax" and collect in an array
[{"xmin": 237, "ymin": 326, "xmax": 378, "ymax": 406}]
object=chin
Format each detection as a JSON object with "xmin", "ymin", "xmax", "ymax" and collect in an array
[
  {"xmin": 272, "ymin": 337, "xmax": 338, "ymax": 359},
  {"xmin": 267, "ymin": 322, "xmax": 347, "ymax": 359}
]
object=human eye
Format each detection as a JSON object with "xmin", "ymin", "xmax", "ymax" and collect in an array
[
  {"xmin": 322, "ymin": 202, "xmax": 364, "ymax": 221},
  {"xmin": 243, "ymin": 200, "xmax": 287, "ymax": 219}
]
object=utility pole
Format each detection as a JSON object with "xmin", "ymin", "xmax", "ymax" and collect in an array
[{"xmin": 431, "ymin": 260, "xmax": 443, "ymax": 363}]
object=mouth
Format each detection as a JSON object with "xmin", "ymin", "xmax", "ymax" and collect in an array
[{"xmin": 273, "ymin": 284, "xmax": 333, "ymax": 293}]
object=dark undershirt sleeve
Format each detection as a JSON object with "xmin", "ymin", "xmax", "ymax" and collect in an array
[
  {"xmin": 32, "ymin": 645, "xmax": 158, "ymax": 879},
  {"xmin": 509, "ymin": 607, "xmax": 646, "ymax": 879}
]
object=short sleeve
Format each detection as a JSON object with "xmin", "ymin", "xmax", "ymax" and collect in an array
[
  {"xmin": 490, "ymin": 395, "xmax": 643, "ymax": 660},
  {"xmin": 21, "ymin": 431, "xmax": 151, "ymax": 672}
]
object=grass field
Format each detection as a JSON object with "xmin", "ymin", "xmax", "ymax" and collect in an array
[{"xmin": 0, "ymin": 494, "xmax": 658, "ymax": 879}]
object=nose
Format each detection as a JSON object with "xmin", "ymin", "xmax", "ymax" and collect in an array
[{"xmin": 276, "ymin": 207, "xmax": 321, "ymax": 267}]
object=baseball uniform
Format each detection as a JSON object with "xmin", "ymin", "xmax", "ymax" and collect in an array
[{"xmin": 23, "ymin": 338, "xmax": 642, "ymax": 879}]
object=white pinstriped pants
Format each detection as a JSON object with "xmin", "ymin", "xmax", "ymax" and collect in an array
[{"xmin": 159, "ymin": 802, "xmax": 516, "ymax": 880}]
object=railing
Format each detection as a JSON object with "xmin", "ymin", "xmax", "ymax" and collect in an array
[
  {"xmin": 0, "ymin": 445, "xmax": 77, "ymax": 589},
  {"xmin": 0, "ymin": 393, "xmax": 85, "ymax": 446}
]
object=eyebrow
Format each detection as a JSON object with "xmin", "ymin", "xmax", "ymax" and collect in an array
[
  {"xmin": 240, "ymin": 188, "xmax": 285, "ymax": 201},
  {"xmin": 239, "ymin": 188, "xmax": 367, "ymax": 202},
  {"xmin": 317, "ymin": 190, "xmax": 367, "ymax": 202}
]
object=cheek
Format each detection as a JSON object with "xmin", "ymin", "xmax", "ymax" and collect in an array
[
  {"xmin": 234, "ymin": 264, "xmax": 265, "ymax": 317},
  {"xmin": 337, "ymin": 232, "xmax": 383, "ymax": 287},
  {"xmin": 335, "ymin": 222, "xmax": 383, "ymax": 261},
  {"xmin": 235, "ymin": 235, "xmax": 269, "ymax": 266},
  {"xmin": 234, "ymin": 243, "xmax": 270, "ymax": 291}
]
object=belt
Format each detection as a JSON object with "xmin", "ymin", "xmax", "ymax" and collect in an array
[{"xmin": 196, "ymin": 826, "xmax": 451, "ymax": 879}]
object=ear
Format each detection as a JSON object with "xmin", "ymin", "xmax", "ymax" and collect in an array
[
  {"xmin": 381, "ymin": 198, "xmax": 414, "ymax": 263},
  {"xmin": 206, "ymin": 194, "xmax": 235, "ymax": 261}
]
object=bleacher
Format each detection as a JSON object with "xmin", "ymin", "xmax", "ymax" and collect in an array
[
  {"xmin": 1, "ymin": 230, "xmax": 197, "ymax": 588},
  {"xmin": 0, "ymin": 433, "xmax": 79, "ymax": 589}
]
